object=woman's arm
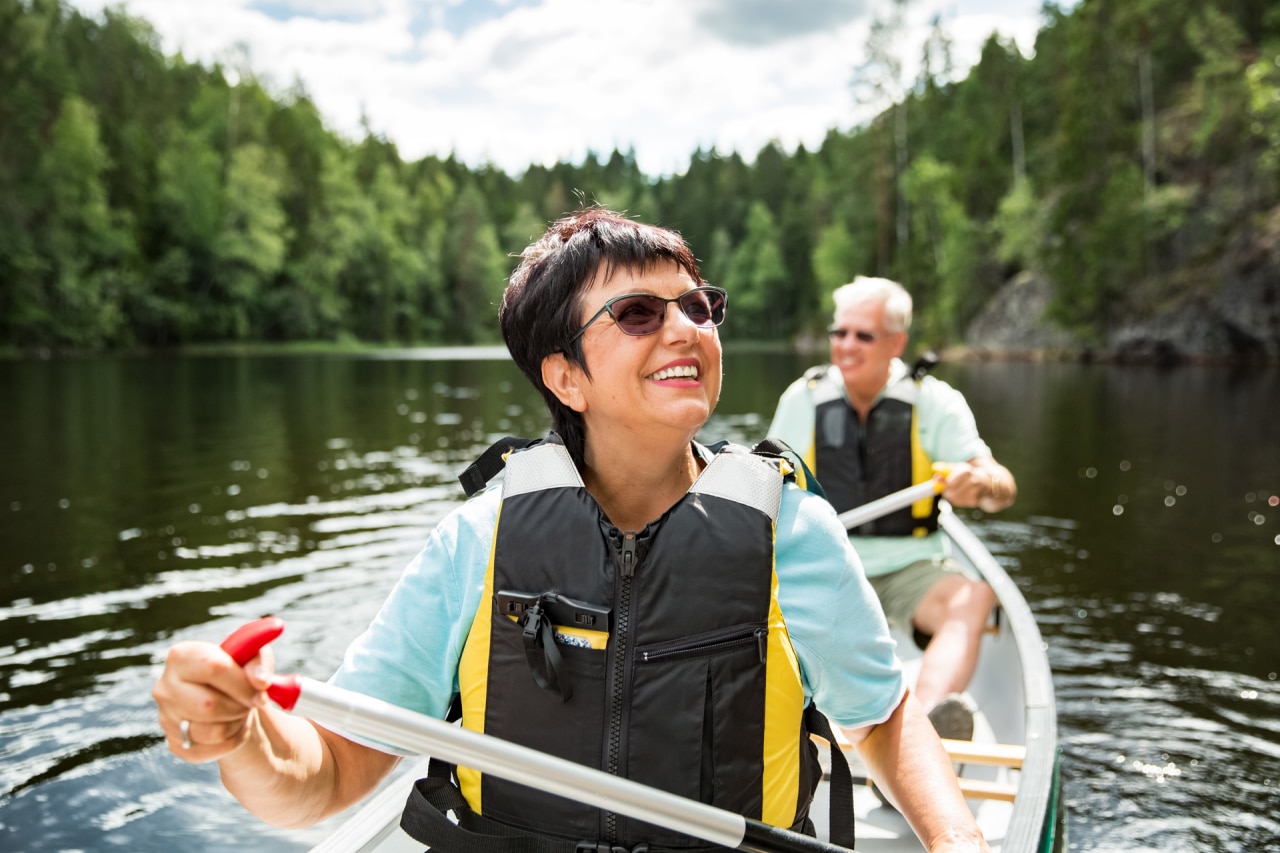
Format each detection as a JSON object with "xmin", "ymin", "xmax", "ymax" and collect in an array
[
  {"xmin": 153, "ymin": 639, "xmax": 399, "ymax": 828},
  {"xmin": 843, "ymin": 691, "xmax": 991, "ymax": 853}
]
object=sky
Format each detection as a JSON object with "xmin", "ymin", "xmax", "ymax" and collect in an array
[{"xmin": 66, "ymin": 0, "xmax": 1061, "ymax": 177}]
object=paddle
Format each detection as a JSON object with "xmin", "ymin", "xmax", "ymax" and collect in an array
[
  {"xmin": 219, "ymin": 618, "xmax": 854, "ymax": 853},
  {"xmin": 836, "ymin": 475, "xmax": 947, "ymax": 531}
]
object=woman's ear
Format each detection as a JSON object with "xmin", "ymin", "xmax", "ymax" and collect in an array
[{"xmin": 542, "ymin": 352, "xmax": 587, "ymax": 413}]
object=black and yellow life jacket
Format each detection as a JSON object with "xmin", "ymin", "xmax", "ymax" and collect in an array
[
  {"xmin": 805, "ymin": 365, "xmax": 939, "ymax": 538},
  {"xmin": 401, "ymin": 433, "xmax": 852, "ymax": 853}
]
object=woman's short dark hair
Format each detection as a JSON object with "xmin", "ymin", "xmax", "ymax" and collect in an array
[{"xmin": 500, "ymin": 208, "xmax": 702, "ymax": 468}]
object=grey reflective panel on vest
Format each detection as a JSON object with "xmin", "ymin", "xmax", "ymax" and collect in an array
[
  {"xmin": 689, "ymin": 451, "xmax": 784, "ymax": 521},
  {"xmin": 503, "ymin": 442, "xmax": 584, "ymax": 496},
  {"xmin": 881, "ymin": 375, "xmax": 921, "ymax": 405}
]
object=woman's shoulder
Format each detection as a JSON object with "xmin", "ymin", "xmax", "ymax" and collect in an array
[
  {"xmin": 430, "ymin": 485, "xmax": 501, "ymax": 550},
  {"xmin": 778, "ymin": 482, "xmax": 847, "ymax": 545}
]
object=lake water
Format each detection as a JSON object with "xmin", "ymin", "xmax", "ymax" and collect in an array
[{"xmin": 1, "ymin": 351, "xmax": 1277, "ymax": 851}]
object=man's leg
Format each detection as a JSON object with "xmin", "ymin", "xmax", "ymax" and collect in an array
[{"xmin": 910, "ymin": 573, "xmax": 996, "ymax": 712}]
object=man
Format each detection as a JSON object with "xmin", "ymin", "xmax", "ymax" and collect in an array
[{"xmin": 769, "ymin": 275, "xmax": 1016, "ymax": 741}]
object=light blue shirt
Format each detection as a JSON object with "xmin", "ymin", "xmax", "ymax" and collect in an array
[
  {"xmin": 330, "ymin": 479, "xmax": 904, "ymax": 752},
  {"xmin": 767, "ymin": 359, "xmax": 992, "ymax": 577}
]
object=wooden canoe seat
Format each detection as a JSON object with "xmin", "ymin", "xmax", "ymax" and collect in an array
[
  {"xmin": 939, "ymin": 738, "xmax": 1025, "ymax": 768},
  {"xmin": 812, "ymin": 730, "xmax": 1024, "ymax": 802},
  {"xmin": 957, "ymin": 778, "xmax": 1018, "ymax": 802}
]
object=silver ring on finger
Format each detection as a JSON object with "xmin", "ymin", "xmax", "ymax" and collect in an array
[{"xmin": 179, "ymin": 719, "xmax": 193, "ymax": 750}]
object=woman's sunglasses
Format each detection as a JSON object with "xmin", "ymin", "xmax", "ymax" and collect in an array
[
  {"xmin": 827, "ymin": 327, "xmax": 881, "ymax": 344},
  {"xmin": 568, "ymin": 286, "xmax": 728, "ymax": 343}
]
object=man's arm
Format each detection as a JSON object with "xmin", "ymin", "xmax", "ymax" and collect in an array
[
  {"xmin": 940, "ymin": 457, "xmax": 1016, "ymax": 513},
  {"xmin": 843, "ymin": 691, "xmax": 991, "ymax": 853}
]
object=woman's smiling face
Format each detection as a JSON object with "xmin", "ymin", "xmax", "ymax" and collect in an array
[{"xmin": 556, "ymin": 261, "xmax": 723, "ymax": 448}]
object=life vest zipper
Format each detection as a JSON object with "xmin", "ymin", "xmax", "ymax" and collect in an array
[
  {"xmin": 604, "ymin": 528, "xmax": 639, "ymax": 842},
  {"xmin": 636, "ymin": 623, "xmax": 769, "ymax": 665}
]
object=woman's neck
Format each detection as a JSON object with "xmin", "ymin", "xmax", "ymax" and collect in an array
[{"xmin": 581, "ymin": 436, "xmax": 701, "ymax": 532}]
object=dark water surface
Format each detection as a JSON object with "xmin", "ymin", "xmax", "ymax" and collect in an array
[{"xmin": 1, "ymin": 352, "xmax": 1277, "ymax": 851}]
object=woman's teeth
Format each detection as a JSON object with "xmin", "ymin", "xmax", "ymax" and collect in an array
[{"xmin": 649, "ymin": 365, "xmax": 698, "ymax": 380}]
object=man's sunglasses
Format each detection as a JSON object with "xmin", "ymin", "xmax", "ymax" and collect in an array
[
  {"xmin": 827, "ymin": 326, "xmax": 881, "ymax": 344},
  {"xmin": 568, "ymin": 286, "xmax": 728, "ymax": 343}
]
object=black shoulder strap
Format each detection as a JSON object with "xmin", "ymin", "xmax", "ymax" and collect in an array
[
  {"xmin": 910, "ymin": 350, "xmax": 939, "ymax": 380},
  {"xmin": 457, "ymin": 435, "xmax": 542, "ymax": 497},
  {"xmin": 803, "ymin": 363, "xmax": 830, "ymax": 383},
  {"xmin": 804, "ymin": 707, "xmax": 856, "ymax": 849},
  {"xmin": 751, "ymin": 437, "xmax": 827, "ymax": 501}
]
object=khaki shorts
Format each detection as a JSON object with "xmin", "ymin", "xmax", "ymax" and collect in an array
[{"xmin": 867, "ymin": 557, "xmax": 976, "ymax": 634}]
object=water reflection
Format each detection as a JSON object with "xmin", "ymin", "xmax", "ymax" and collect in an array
[{"xmin": 1, "ymin": 353, "xmax": 1277, "ymax": 851}]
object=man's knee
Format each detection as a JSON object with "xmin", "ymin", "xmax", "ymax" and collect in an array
[
  {"xmin": 937, "ymin": 577, "xmax": 995, "ymax": 625},
  {"xmin": 970, "ymin": 579, "xmax": 996, "ymax": 612}
]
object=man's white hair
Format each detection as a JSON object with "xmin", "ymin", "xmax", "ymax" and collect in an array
[{"xmin": 831, "ymin": 276, "xmax": 912, "ymax": 333}]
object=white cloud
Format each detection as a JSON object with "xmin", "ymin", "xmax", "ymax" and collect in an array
[{"xmin": 67, "ymin": 0, "xmax": 1056, "ymax": 176}]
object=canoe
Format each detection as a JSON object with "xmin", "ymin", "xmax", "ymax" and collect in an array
[{"xmin": 310, "ymin": 504, "xmax": 1064, "ymax": 853}]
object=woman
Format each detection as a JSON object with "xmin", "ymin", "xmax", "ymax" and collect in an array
[{"xmin": 152, "ymin": 209, "xmax": 989, "ymax": 853}]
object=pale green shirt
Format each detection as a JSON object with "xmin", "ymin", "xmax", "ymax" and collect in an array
[{"xmin": 767, "ymin": 359, "xmax": 991, "ymax": 577}]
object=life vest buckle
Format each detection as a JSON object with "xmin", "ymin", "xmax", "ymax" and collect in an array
[
  {"xmin": 521, "ymin": 602, "xmax": 547, "ymax": 645},
  {"xmin": 575, "ymin": 842, "xmax": 650, "ymax": 853}
]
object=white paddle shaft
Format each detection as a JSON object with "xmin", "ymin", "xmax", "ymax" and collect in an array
[{"xmin": 836, "ymin": 479, "xmax": 942, "ymax": 530}]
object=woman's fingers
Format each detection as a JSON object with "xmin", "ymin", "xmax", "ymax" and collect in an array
[{"xmin": 153, "ymin": 640, "xmax": 270, "ymax": 761}]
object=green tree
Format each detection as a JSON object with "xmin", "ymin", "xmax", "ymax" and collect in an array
[
  {"xmin": 1246, "ymin": 41, "xmax": 1280, "ymax": 178},
  {"xmin": 144, "ymin": 122, "xmax": 224, "ymax": 343},
  {"xmin": 992, "ymin": 178, "xmax": 1045, "ymax": 274},
  {"xmin": 1187, "ymin": 6, "xmax": 1253, "ymax": 161},
  {"xmin": 901, "ymin": 155, "xmax": 978, "ymax": 341},
  {"xmin": 27, "ymin": 95, "xmax": 135, "ymax": 347},
  {"xmin": 721, "ymin": 201, "xmax": 787, "ymax": 341},
  {"xmin": 444, "ymin": 182, "xmax": 507, "ymax": 343},
  {"xmin": 211, "ymin": 143, "xmax": 291, "ymax": 339},
  {"xmin": 852, "ymin": 0, "xmax": 910, "ymax": 277},
  {"xmin": 812, "ymin": 221, "xmax": 862, "ymax": 304}
]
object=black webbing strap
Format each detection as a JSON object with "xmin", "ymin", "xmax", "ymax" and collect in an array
[
  {"xmin": 910, "ymin": 351, "xmax": 939, "ymax": 380},
  {"xmin": 751, "ymin": 437, "xmax": 827, "ymax": 501},
  {"xmin": 805, "ymin": 707, "xmax": 855, "ymax": 849},
  {"xmin": 522, "ymin": 603, "xmax": 572, "ymax": 701},
  {"xmin": 400, "ymin": 776, "xmax": 716, "ymax": 853},
  {"xmin": 400, "ymin": 775, "xmax": 580, "ymax": 853},
  {"xmin": 457, "ymin": 436, "xmax": 541, "ymax": 497}
]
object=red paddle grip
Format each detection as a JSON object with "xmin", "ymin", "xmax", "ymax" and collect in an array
[
  {"xmin": 220, "ymin": 616, "xmax": 285, "ymax": 666},
  {"xmin": 219, "ymin": 617, "xmax": 302, "ymax": 710},
  {"xmin": 266, "ymin": 675, "xmax": 302, "ymax": 710}
]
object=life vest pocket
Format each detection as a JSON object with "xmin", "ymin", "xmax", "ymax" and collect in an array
[
  {"xmin": 488, "ymin": 592, "xmax": 609, "ymax": 704},
  {"xmin": 478, "ymin": 603, "xmax": 609, "ymax": 837},
  {"xmin": 634, "ymin": 623, "xmax": 768, "ymax": 665},
  {"xmin": 624, "ymin": 621, "xmax": 770, "ymax": 838}
]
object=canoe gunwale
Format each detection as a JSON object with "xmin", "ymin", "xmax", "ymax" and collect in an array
[{"xmin": 939, "ymin": 506, "xmax": 1060, "ymax": 852}]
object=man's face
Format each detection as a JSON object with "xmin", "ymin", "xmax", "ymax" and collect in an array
[{"xmin": 828, "ymin": 299, "xmax": 905, "ymax": 397}]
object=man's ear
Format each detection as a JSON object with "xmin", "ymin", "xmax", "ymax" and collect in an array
[
  {"xmin": 889, "ymin": 331, "xmax": 908, "ymax": 359},
  {"xmin": 542, "ymin": 352, "xmax": 587, "ymax": 413}
]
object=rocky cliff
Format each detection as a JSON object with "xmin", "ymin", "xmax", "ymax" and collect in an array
[{"xmin": 960, "ymin": 210, "xmax": 1280, "ymax": 365}]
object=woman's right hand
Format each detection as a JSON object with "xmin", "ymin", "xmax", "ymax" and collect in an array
[{"xmin": 152, "ymin": 639, "xmax": 274, "ymax": 763}]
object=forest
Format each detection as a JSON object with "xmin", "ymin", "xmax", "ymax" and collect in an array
[{"xmin": 2, "ymin": 0, "xmax": 1279, "ymax": 353}]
